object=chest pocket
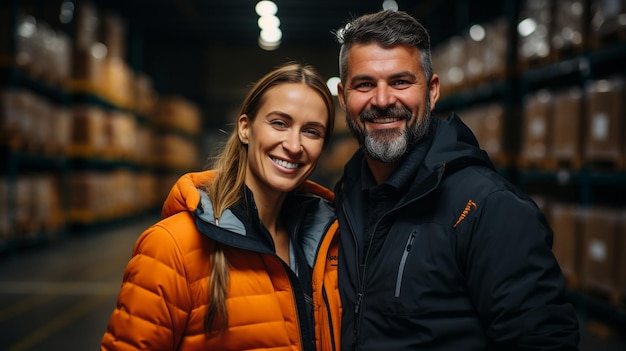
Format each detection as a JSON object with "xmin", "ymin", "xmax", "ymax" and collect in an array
[{"xmin": 382, "ymin": 223, "xmax": 468, "ymax": 316}]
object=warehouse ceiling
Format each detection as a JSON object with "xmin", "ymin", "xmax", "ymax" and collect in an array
[{"xmin": 92, "ymin": 0, "xmax": 443, "ymax": 49}]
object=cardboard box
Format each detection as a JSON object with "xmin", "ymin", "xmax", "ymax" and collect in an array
[
  {"xmin": 0, "ymin": 90, "xmax": 21, "ymax": 145},
  {"xmin": 70, "ymin": 106, "xmax": 106, "ymax": 156},
  {"xmin": 104, "ymin": 110, "xmax": 137, "ymax": 158},
  {"xmin": 481, "ymin": 103, "xmax": 505, "ymax": 160},
  {"xmin": 459, "ymin": 106, "xmax": 484, "ymax": 145},
  {"xmin": 521, "ymin": 89, "xmax": 552, "ymax": 163},
  {"xmin": 483, "ymin": 19, "xmax": 509, "ymax": 80},
  {"xmin": 551, "ymin": 86, "xmax": 583, "ymax": 163},
  {"xmin": 580, "ymin": 207, "xmax": 622, "ymax": 295},
  {"xmin": 549, "ymin": 202, "xmax": 581, "ymax": 286},
  {"xmin": 584, "ymin": 77, "xmax": 624, "ymax": 163},
  {"xmin": 71, "ymin": 46, "xmax": 105, "ymax": 90},
  {"xmin": 158, "ymin": 97, "xmax": 202, "ymax": 135}
]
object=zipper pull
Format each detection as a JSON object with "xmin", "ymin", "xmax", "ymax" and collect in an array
[
  {"xmin": 406, "ymin": 233, "xmax": 415, "ymax": 252},
  {"xmin": 355, "ymin": 292, "xmax": 363, "ymax": 314}
]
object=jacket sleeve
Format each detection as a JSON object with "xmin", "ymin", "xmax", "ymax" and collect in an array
[
  {"xmin": 101, "ymin": 224, "xmax": 192, "ymax": 351},
  {"xmin": 462, "ymin": 189, "xmax": 580, "ymax": 350}
]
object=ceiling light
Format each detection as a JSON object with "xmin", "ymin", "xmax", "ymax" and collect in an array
[
  {"xmin": 469, "ymin": 24, "xmax": 485, "ymax": 41},
  {"xmin": 258, "ymin": 15, "xmax": 280, "ymax": 30},
  {"xmin": 258, "ymin": 37, "xmax": 280, "ymax": 51},
  {"xmin": 260, "ymin": 27, "xmax": 282, "ymax": 43},
  {"xmin": 326, "ymin": 77, "xmax": 341, "ymax": 96},
  {"xmin": 517, "ymin": 18, "xmax": 537, "ymax": 37},
  {"xmin": 255, "ymin": 1, "xmax": 277, "ymax": 16},
  {"xmin": 382, "ymin": 0, "xmax": 398, "ymax": 11}
]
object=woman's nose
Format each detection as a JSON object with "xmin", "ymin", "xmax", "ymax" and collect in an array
[{"xmin": 282, "ymin": 133, "xmax": 303, "ymax": 154}]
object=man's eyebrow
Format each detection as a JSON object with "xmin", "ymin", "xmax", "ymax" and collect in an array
[
  {"xmin": 348, "ymin": 74, "xmax": 373, "ymax": 84},
  {"xmin": 389, "ymin": 71, "xmax": 417, "ymax": 80},
  {"xmin": 349, "ymin": 71, "xmax": 417, "ymax": 85}
]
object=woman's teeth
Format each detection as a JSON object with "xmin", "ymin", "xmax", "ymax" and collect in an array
[{"xmin": 272, "ymin": 157, "xmax": 299, "ymax": 169}]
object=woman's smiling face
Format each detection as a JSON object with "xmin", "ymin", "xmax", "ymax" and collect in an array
[{"xmin": 239, "ymin": 82, "xmax": 329, "ymax": 196}]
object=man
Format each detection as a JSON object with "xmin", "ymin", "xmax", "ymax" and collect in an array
[{"xmin": 333, "ymin": 10, "xmax": 580, "ymax": 350}]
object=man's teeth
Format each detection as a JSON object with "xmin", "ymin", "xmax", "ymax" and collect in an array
[
  {"xmin": 272, "ymin": 157, "xmax": 299, "ymax": 169},
  {"xmin": 372, "ymin": 117, "xmax": 399, "ymax": 123}
]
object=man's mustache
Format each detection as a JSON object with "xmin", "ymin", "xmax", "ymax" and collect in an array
[{"xmin": 360, "ymin": 105, "xmax": 412, "ymax": 122}]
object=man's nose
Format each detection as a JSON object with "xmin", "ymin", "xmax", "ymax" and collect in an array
[{"xmin": 372, "ymin": 84, "xmax": 396, "ymax": 108}]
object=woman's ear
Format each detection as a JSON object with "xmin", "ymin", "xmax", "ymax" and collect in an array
[{"xmin": 238, "ymin": 114, "xmax": 250, "ymax": 144}]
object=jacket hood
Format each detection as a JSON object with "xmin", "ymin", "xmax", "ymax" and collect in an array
[
  {"xmin": 161, "ymin": 171, "xmax": 216, "ymax": 219},
  {"xmin": 424, "ymin": 113, "xmax": 494, "ymax": 171}
]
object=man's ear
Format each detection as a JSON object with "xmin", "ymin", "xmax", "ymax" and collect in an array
[
  {"xmin": 429, "ymin": 74, "xmax": 440, "ymax": 111},
  {"xmin": 337, "ymin": 82, "xmax": 346, "ymax": 110},
  {"xmin": 238, "ymin": 114, "xmax": 250, "ymax": 144}
]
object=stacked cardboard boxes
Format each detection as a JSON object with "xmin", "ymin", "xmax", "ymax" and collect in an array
[{"xmin": 0, "ymin": 2, "xmax": 203, "ymax": 244}]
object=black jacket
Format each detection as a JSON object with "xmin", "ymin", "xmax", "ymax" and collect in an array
[{"xmin": 334, "ymin": 114, "xmax": 579, "ymax": 350}]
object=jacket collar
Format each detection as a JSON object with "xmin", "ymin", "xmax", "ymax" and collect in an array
[
  {"xmin": 161, "ymin": 170, "xmax": 337, "ymax": 265},
  {"xmin": 195, "ymin": 183, "xmax": 336, "ymax": 268}
]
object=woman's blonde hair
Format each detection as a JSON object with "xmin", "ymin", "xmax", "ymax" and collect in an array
[{"xmin": 202, "ymin": 62, "xmax": 335, "ymax": 335}]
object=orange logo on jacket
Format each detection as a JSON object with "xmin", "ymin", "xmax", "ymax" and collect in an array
[
  {"xmin": 327, "ymin": 253, "xmax": 338, "ymax": 267},
  {"xmin": 453, "ymin": 199, "xmax": 477, "ymax": 228}
]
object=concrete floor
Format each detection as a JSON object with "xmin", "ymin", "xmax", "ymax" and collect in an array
[{"xmin": 0, "ymin": 213, "xmax": 624, "ymax": 350}]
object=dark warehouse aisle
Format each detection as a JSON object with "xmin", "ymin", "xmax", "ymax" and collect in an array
[
  {"xmin": 0, "ymin": 214, "xmax": 625, "ymax": 351},
  {"xmin": 0, "ymin": 214, "xmax": 158, "ymax": 351}
]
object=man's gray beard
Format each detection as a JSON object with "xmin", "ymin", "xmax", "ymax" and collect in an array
[
  {"xmin": 349, "ymin": 111, "xmax": 432, "ymax": 164},
  {"xmin": 363, "ymin": 128, "xmax": 410, "ymax": 163}
]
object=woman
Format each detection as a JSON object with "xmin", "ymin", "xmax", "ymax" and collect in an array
[{"xmin": 101, "ymin": 62, "xmax": 341, "ymax": 351}]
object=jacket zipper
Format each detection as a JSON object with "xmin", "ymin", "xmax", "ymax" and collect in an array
[
  {"xmin": 395, "ymin": 231, "xmax": 416, "ymax": 297},
  {"xmin": 342, "ymin": 163, "xmax": 446, "ymax": 345},
  {"xmin": 348, "ymin": 204, "xmax": 383, "ymax": 342},
  {"xmin": 341, "ymin": 203, "xmax": 366, "ymax": 338},
  {"xmin": 322, "ymin": 286, "xmax": 337, "ymax": 351},
  {"xmin": 344, "ymin": 182, "xmax": 442, "ymax": 342},
  {"xmin": 283, "ymin": 259, "xmax": 316, "ymax": 351},
  {"xmin": 273, "ymin": 219, "xmax": 312, "ymax": 351}
]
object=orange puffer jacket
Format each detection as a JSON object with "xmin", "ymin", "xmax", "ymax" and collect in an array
[{"xmin": 101, "ymin": 171, "xmax": 341, "ymax": 351}]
